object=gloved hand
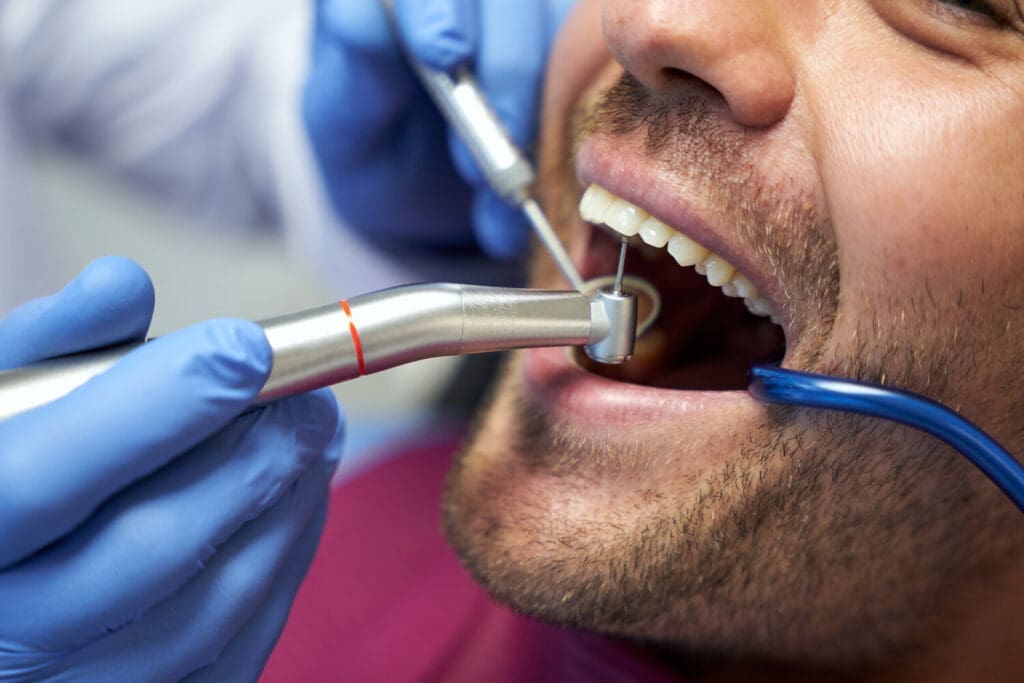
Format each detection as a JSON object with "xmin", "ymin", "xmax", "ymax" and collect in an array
[
  {"xmin": 305, "ymin": 0, "xmax": 575, "ymax": 259},
  {"xmin": 0, "ymin": 257, "xmax": 344, "ymax": 682}
]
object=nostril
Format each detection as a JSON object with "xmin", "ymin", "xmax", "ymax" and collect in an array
[
  {"xmin": 659, "ymin": 67, "xmax": 725, "ymax": 101},
  {"xmin": 660, "ymin": 67, "xmax": 700, "ymax": 87},
  {"xmin": 658, "ymin": 59, "xmax": 791, "ymax": 130},
  {"xmin": 661, "ymin": 67, "xmax": 691, "ymax": 82}
]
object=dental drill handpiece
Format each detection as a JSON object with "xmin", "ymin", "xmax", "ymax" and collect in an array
[
  {"xmin": 0, "ymin": 283, "xmax": 637, "ymax": 423},
  {"xmin": 378, "ymin": 0, "xmax": 585, "ymax": 291}
]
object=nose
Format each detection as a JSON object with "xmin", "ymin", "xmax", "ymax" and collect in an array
[{"xmin": 603, "ymin": 0, "xmax": 796, "ymax": 128}]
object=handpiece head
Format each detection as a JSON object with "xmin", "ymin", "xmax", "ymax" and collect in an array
[{"xmin": 585, "ymin": 286, "xmax": 638, "ymax": 365}]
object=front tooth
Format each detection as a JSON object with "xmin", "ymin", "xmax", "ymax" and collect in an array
[
  {"xmin": 720, "ymin": 281, "xmax": 740, "ymax": 298},
  {"xmin": 702, "ymin": 254, "xmax": 736, "ymax": 286},
  {"xmin": 666, "ymin": 233, "xmax": 709, "ymax": 267},
  {"xmin": 581, "ymin": 186, "xmax": 782, "ymax": 326},
  {"xmin": 637, "ymin": 216, "xmax": 674, "ymax": 247},
  {"xmin": 603, "ymin": 200, "xmax": 648, "ymax": 236},
  {"xmin": 579, "ymin": 185, "xmax": 615, "ymax": 224},
  {"xmin": 732, "ymin": 274, "xmax": 757, "ymax": 299},
  {"xmin": 745, "ymin": 297, "xmax": 773, "ymax": 317}
]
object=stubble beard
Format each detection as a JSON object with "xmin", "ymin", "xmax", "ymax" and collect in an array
[{"xmin": 442, "ymin": 74, "xmax": 1024, "ymax": 669}]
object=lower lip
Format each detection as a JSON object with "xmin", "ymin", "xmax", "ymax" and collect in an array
[{"xmin": 522, "ymin": 346, "xmax": 758, "ymax": 429}]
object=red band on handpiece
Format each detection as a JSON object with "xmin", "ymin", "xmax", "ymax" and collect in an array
[{"xmin": 339, "ymin": 299, "xmax": 366, "ymax": 377}]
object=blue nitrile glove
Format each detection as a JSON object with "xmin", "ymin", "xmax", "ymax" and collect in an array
[
  {"xmin": 305, "ymin": 0, "xmax": 575, "ymax": 259},
  {"xmin": 0, "ymin": 257, "xmax": 344, "ymax": 682}
]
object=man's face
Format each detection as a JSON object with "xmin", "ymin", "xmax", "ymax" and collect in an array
[{"xmin": 444, "ymin": 0, "xmax": 1024, "ymax": 668}]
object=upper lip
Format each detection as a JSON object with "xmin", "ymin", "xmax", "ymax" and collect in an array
[{"xmin": 573, "ymin": 137, "xmax": 787, "ymax": 332}]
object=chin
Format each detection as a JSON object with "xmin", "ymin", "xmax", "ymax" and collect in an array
[{"xmin": 444, "ymin": 339, "xmax": 1020, "ymax": 668}]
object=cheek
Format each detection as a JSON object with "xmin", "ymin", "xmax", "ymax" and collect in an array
[{"xmin": 811, "ymin": 64, "xmax": 1024, "ymax": 321}]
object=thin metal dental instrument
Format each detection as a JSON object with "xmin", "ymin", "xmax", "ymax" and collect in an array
[
  {"xmin": 379, "ymin": 0, "xmax": 585, "ymax": 291},
  {"xmin": 0, "ymin": 283, "xmax": 639, "ymax": 423},
  {"xmin": 521, "ymin": 200, "xmax": 585, "ymax": 291},
  {"xmin": 613, "ymin": 239, "xmax": 628, "ymax": 295}
]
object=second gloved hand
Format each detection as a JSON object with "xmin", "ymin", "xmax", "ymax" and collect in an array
[
  {"xmin": 305, "ymin": 0, "xmax": 575, "ymax": 259},
  {"xmin": 0, "ymin": 257, "xmax": 344, "ymax": 682}
]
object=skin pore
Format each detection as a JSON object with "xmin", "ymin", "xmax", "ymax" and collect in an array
[{"xmin": 444, "ymin": 1, "xmax": 1024, "ymax": 680}]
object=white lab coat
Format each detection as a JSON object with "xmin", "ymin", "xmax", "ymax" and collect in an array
[{"xmin": 0, "ymin": 0, "xmax": 501, "ymax": 318}]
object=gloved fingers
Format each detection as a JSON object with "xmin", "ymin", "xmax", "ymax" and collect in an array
[
  {"xmin": 0, "ymin": 389, "xmax": 342, "ymax": 649},
  {"xmin": 393, "ymin": 0, "xmax": 585, "ymax": 66},
  {"xmin": 313, "ymin": 0, "xmax": 392, "ymax": 55},
  {"xmin": 0, "ymin": 256, "xmax": 154, "ymax": 370},
  {"xmin": 38, "ymin": 461, "xmax": 332, "ymax": 683},
  {"xmin": 180, "ymin": 499, "xmax": 328, "ymax": 683},
  {"xmin": 0, "ymin": 319, "xmax": 272, "ymax": 569},
  {"xmin": 304, "ymin": 0, "xmax": 483, "ymax": 247},
  {"xmin": 472, "ymin": 190, "xmax": 533, "ymax": 260},
  {"xmin": 475, "ymin": 2, "xmax": 553, "ymax": 150},
  {"xmin": 306, "ymin": 0, "xmax": 418, "ymax": 161},
  {"xmin": 307, "ymin": 0, "xmax": 479, "ymax": 243},
  {"xmin": 311, "ymin": 99, "xmax": 475, "ymax": 245},
  {"xmin": 392, "ymin": 0, "xmax": 476, "ymax": 71},
  {"xmin": 444, "ymin": 1, "xmax": 568, "ymax": 257}
]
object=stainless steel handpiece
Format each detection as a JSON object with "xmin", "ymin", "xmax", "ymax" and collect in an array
[{"xmin": 0, "ymin": 283, "xmax": 636, "ymax": 423}]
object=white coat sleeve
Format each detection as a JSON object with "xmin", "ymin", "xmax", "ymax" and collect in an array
[{"xmin": 0, "ymin": 0, "xmax": 307, "ymax": 227}]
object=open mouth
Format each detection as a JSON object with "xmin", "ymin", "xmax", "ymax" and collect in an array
[{"xmin": 574, "ymin": 184, "xmax": 787, "ymax": 391}]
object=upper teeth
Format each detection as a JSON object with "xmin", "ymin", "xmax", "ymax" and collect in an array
[{"xmin": 579, "ymin": 184, "xmax": 780, "ymax": 324}]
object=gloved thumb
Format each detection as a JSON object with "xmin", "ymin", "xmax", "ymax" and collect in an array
[{"xmin": 0, "ymin": 256, "xmax": 154, "ymax": 370}]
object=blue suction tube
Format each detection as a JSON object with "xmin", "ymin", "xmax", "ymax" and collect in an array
[{"xmin": 748, "ymin": 364, "xmax": 1024, "ymax": 514}]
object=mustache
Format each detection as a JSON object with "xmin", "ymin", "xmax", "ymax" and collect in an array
[
  {"xmin": 581, "ymin": 72, "xmax": 740, "ymax": 161},
  {"xmin": 573, "ymin": 72, "xmax": 840, "ymax": 359}
]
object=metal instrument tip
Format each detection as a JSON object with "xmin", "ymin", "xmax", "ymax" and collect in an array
[{"xmin": 613, "ymin": 238, "xmax": 628, "ymax": 295}]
